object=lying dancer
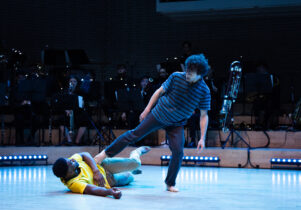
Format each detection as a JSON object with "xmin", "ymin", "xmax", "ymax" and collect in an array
[
  {"xmin": 94, "ymin": 54, "xmax": 211, "ymax": 192},
  {"xmin": 52, "ymin": 146, "xmax": 150, "ymax": 199}
]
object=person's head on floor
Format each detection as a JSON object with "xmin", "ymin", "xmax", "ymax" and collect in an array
[{"xmin": 52, "ymin": 158, "xmax": 79, "ymax": 180}]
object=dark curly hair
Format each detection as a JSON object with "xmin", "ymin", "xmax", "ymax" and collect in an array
[
  {"xmin": 184, "ymin": 54, "xmax": 210, "ymax": 76},
  {"xmin": 52, "ymin": 158, "xmax": 68, "ymax": 178}
]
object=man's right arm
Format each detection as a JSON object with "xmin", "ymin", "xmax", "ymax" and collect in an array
[
  {"xmin": 83, "ymin": 184, "xmax": 122, "ymax": 199},
  {"xmin": 139, "ymin": 86, "xmax": 165, "ymax": 122}
]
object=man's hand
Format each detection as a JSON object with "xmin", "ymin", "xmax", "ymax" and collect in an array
[
  {"xmin": 197, "ymin": 138, "xmax": 205, "ymax": 153},
  {"xmin": 93, "ymin": 170, "xmax": 105, "ymax": 187},
  {"xmin": 139, "ymin": 109, "xmax": 150, "ymax": 122},
  {"xmin": 109, "ymin": 187, "xmax": 122, "ymax": 199}
]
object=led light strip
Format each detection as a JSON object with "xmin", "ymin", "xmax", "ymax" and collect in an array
[
  {"xmin": 161, "ymin": 155, "xmax": 220, "ymax": 162},
  {"xmin": 0, "ymin": 155, "xmax": 48, "ymax": 161},
  {"xmin": 270, "ymin": 158, "xmax": 301, "ymax": 164}
]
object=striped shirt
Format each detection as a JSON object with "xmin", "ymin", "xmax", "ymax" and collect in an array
[{"xmin": 151, "ymin": 72, "xmax": 211, "ymax": 126}]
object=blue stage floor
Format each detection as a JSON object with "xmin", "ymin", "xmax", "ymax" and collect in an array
[{"xmin": 0, "ymin": 165, "xmax": 300, "ymax": 209}]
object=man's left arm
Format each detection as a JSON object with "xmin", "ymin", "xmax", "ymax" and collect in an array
[
  {"xmin": 78, "ymin": 152, "xmax": 105, "ymax": 187},
  {"xmin": 197, "ymin": 110, "xmax": 209, "ymax": 152}
]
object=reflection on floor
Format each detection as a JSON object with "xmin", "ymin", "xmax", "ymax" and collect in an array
[{"xmin": 0, "ymin": 165, "xmax": 300, "ymax": 209}]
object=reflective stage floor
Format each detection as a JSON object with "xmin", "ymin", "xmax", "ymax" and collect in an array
[{"xmin": 0, "ymin": 165, "xmax": 300, "ymax": 210}]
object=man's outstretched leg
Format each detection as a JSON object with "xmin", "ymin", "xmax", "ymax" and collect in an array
[
  {"xmin": 94, "ymin": 113, "xmax": 163, "ymax": 163},
  {"xmin": 99, "ymin": 146, "xmax": 151, "ymax": 187}
]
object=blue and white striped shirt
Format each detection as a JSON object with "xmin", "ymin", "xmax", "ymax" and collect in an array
[{"xmin": 151, "ymin": 72, "xmax": 211, "ymax": 126}]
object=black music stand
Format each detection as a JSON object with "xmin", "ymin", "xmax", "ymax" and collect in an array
[
  {"xmin": 51, "ymin": 93, "xmax": 79, "ymax": 144},
  {"xmin": 116, "ymin": 88, "xmax": 145, "ymax": 112},
  {"xmin": 15, "ymin": 80, "xmax": 49, "ymax": 145},
  {"xmin": 244, "ymin": 73, "xmax": 273, "ymax": 128}
]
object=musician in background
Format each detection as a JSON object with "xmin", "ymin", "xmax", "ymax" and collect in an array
[
  {"xmin": 180, "ymin": 41, "xmax": 193, "ymax": 64},
  {"xmin": 252, "ymin": 62, "xmax": 280, "ymax": 130},
  {"xmin": 12, "ymin": 71, "xmax": 34, "ymax": 145},
  {"xmin": 153, "ymin": 67, "xmax": 168, "ymax": 89},
  {"xmin": 59, "ymin": 75, "xmax": 89, "ymax": 145}
]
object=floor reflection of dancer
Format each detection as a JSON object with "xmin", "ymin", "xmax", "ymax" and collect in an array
[{"xmin": 95, "ymin": 54, "xmax": 211, "ymax": 192}]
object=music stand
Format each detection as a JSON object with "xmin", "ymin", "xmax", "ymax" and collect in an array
[
  {"xmin": 244, "ymin": 73, "xmax": 273, "ymax": 128},
  {"xmin": 245, "ymin": 73, "xmax": 273, "ymax": 95}
]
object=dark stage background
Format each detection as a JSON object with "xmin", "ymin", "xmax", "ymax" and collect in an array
[{"xmin": 1, "ymin": 0, "xmax": 301, "ymax": 103}]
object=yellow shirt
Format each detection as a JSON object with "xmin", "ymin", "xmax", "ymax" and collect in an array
[{"xmin": 61, "ymin": 153, "xmax": 111, "ymax": 194}]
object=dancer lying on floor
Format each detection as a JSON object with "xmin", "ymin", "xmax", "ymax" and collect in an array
[{"xmin": 52, "ymin": 146, "xmax": 150, "ymax": 199}]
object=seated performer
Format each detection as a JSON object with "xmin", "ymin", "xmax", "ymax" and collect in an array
[
  {"xmin": 94, "ymin": 54, "xmax": 211, "ymax": 192},
  {"xmin": 58, "ymin": 75, "xmax": 89, "ymax": 145},
  {"xmin": 52, "ymin": 146, "xmax": 150, "ymax": 199}
]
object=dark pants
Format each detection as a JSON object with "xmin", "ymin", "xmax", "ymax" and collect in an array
[{"xmin": 105, "ymin": 112, "xmax": 185, "ymax": 186}]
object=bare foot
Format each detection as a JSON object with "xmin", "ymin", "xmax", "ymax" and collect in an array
[{"xmin": 166, "ymin": 185, "xmax": 179, "ymax": 192}]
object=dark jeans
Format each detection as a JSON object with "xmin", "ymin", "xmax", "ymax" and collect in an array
[{"xmin": 105, "ymin": 112, "xmax": 185, "ymax": 186}]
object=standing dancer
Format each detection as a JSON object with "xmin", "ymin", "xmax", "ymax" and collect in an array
[{"xmin": 95, "ymin": 54, "xmax": 211, "ymax": 192}]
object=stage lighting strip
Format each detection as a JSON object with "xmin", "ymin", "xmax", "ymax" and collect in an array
[
  {"xmin": 0, "ymin": 155, "xmax": 48, "ymax": 161},
  {"xmin": 270, "ymin": 158, "xmax": 301, "ymax": 165},
  {"xmin": 161, "ymin": 155, "xmax": 220, "ymax": 162}
]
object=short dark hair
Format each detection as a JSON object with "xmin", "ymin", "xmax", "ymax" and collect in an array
[
  {"xmin": 52, "ymin": 158, "xmax": 68, "ymax": 178},
  {"xmin": 185, "ymin": 54, "xmax": 210, "ymax": 76}
]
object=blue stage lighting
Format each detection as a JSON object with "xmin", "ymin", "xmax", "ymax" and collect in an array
[{"xmin": 161, "ymin": 155, "xmax": 220, "ymax": 166}]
